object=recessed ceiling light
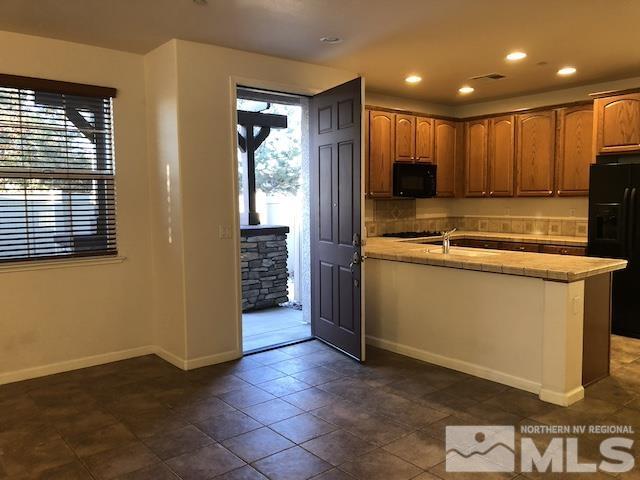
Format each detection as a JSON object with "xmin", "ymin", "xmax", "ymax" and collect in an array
[
  {"xmin": 405, "ymin": 75, "xmax": 422, "ymax": 84},
  {"xmin": 320, "ymin": 36, "xmax": 343, "ymax": 44},
  {"xmin": 458, "ymin": 86, "xmax": 475, "ymax": 94},
  {"xmin": 506, "ymin": 51, "xmax": 527, "ymax": 61},
  {"xmin": 557, "ymin": 66, "xmax": 577, "ymax": 76}
]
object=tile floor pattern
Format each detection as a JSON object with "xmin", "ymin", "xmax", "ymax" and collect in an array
[{"xmin": 1, "ymin": 336, "xmax": 640, "ymax": 479}]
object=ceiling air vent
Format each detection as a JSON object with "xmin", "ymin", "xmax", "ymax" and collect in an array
[{"xmin": 470, "ymin": 73, "xmax": 506, "ymax": 81}]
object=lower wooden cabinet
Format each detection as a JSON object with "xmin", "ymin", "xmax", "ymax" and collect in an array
[
  {"xmin": 540, "ymin": 244, "xmax": 586, "ymax": 256},
  {"xmin": 499, "ymin": 241, "xmax": 539, "ymax": 252},
  {"xmin": 450, "ymin": 238, "xmax": 586, "ymax": 256}
]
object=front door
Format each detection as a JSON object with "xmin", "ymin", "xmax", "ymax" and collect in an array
[{"xmin": 310, "ymin": 77, "xmax": 365, "ymax": 361}]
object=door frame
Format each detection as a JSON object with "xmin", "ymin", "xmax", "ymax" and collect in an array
[{"xmin": 227, "ymin": 75, "xmax": 366, "ymax": 358}]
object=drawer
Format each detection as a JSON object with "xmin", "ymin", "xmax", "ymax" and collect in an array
[
  {"xmin": 540, "ymin": 245, "xmax": 586, "ymax": 256},
  {"xmin": 499, "ymin": 241, "xmax": 540, "ymax": 253},
  {"xmin": 465, "ymin": 239, "xmax": 501, "ymax": 249}
]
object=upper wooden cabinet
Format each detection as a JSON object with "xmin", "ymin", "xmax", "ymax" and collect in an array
[
  {"xmin": 395, "ymin": 114, "xmax": 415, "ymax": 162},
  {"xmin": 556, "ymin": 105, "xmax": 594, "ymax": 196},
  {"xmin": 488, "ymin": 115, "xmax": 515, "ymax": 197},
  {"xmin": 434, "ymin": 120, "xmax": 456, "ymax": 197},
  {"xmin": 594, "ymin": 92, "xmax": 640, "ymax": 155},
  {"xmin": 516, "ymin": 110, "xmax": 556, "ymax": 197},
  {"xmin": 368, "ymin": 110, "xmax": 395, "ymax": 198},
  {"xmin": 465, "ymin": 119, "xmax": 489, "ymax": 197},
  {"xmin": 415, "ymin": 116, "xmax": 434, "ymax": 163}
]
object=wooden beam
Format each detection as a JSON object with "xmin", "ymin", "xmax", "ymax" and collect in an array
[{"xmin": 237, "ymin": 110, "xmax": 287, "ymax": 129}]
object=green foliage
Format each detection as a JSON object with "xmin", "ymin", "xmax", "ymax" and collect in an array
[
  {"xmin": 237, "ymin": 100, "xmax": 302, "ymax": 197},
  {"xmin": 254, "ymin": 138, "xmax": 301, "ymax": 195}
]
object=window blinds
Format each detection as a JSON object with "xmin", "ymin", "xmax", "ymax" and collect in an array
[{"xmin": 0, "ymin": 76, "xmax": 117, "ymax": 262}]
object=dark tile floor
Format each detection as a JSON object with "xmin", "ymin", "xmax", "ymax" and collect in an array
[{"xmin": 1, "ymin": 336, "xmax": 640, "ymax": 479}]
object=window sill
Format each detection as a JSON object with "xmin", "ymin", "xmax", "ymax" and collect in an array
[{"xmin": 0, "ymin": 255, "xmax": 126, "ymax": 274}]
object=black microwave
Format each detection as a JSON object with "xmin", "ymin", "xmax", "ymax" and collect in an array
[{"xmin": 393, "ymin": 163, "xmax": 437, "ymax": 198}]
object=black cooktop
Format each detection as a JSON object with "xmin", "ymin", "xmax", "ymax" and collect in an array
[{"xmin": 382, "ymin": 231, "xmax": 441, "ymax": 238}]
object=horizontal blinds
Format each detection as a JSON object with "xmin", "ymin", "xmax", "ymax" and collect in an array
[{"xmin": 0, "ymin": 84, "xmax": 117, "ymax": 263}]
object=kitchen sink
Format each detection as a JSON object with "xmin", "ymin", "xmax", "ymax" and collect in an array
[{"xmin": 424, "ymin": 246, "xmax": 499, "ymax": 257}]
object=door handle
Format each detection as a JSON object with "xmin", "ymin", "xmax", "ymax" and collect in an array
[
  {"xmin": 623, "ymin": 187, "xmax": 630, "ymax": 257},
  {"xmin": 629, "ymin": 188, "xmax": 637, "ymax": 260},
  {"xmin": 349, "ymin": 251, "xmax": 368, "ymax": 272}
]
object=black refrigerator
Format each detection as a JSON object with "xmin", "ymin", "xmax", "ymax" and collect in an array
[{"xmin": 588, "ymin": 155, "xmax": 640, "ymax": 338}]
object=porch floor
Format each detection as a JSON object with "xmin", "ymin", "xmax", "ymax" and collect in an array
[{"xmin": 242, "ymin": 306, "xmax": 311, "ymax": 352}]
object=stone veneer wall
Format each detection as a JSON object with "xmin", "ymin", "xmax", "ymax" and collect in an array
[{"xmin": 240, "ymin": 225, "xmax": 289, "ymax": 311}]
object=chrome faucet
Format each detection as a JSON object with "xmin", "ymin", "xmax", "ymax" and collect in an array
[{"xmin": 441, "ymin": 228, "xmax": 457, "ymax": 254}]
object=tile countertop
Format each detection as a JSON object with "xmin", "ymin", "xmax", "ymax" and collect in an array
[{"xmin": 364, "ymin": 234, "xmax": 627, "ymax": 283}]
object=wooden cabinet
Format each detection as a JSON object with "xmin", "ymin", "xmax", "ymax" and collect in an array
[
  {"xmin": 451, "ymin": 238, "xmax": 586, "ymax": 256},
  {"xmin": 499, "ymin": 241, "xmax": 539, "ymax": 253},
  {"xmin": 368, "ymin": 110, "xmax": 395, "ymax": 198},
  {"xmin": 395, "ymin": 114, "xmax": 415, "ymax": 162},
  {"xmin": 464, "ymin": 119, "xmax": 489, "ymax": 197},
  {"xmin": 516, "ymin": 110, "xmax": 556, "ymax": 196},
  {"xmin": 540, "ymin": 244, "xmax": 587, "ymax": 256},
  {"xmin": 556, "ymin": 105, "xmax": 594, "ymax": 196},
  {"xmin": 594, "ymin": 92, "xmax": 640, "ymax": 155},
  {"xmin": 415, "ymin": 116, "xmax": 434, "ymax": 162},
  {"xmin": 434, "ymin": 120, "xmax": 456, "ymax": 197},
  {"xmin": 488, "ymin": 115, "xmax": 515, "ymax": 197}
]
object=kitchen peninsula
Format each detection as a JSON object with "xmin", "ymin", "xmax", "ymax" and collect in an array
[{"xmin": 364, "ymin": 233, "xmax": 627, "ymax": 406}]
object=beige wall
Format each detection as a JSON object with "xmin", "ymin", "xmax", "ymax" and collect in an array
[
  {"xmin": 151, "ymin": 39, "xmax": 357, "ymax": 365},
  {"xmin": 366, "ymin": 91, "xmax": 455, "ymax": 117},
  {"xmin": 0, "ymin": 31, "xmax": 153, "ymax": 382},
  {"xmin": 455, "ymin": 75, "xmax": 640, "ymax": 118},
  {"xmin": 144, "ymin": 41, "xmax": 187, "ymax": 362}
]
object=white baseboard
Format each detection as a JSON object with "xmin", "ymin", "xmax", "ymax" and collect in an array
[
  {"xmin": 154, "ymin": 347, "xmax": 188, "ymax": 370},
  {"xmin": 185, "ymin": 350, "xmax": 241, "ymax": 370},
  {"xmin": 0, "ymin": 345, "xmax": 156, "ymax": 386},
  {"xmin": 366, "ymin": 335, "xmax": 541, "ymax": 395},
  {"xmin": 0, "ymin": 346, "xmax": 242, "ymax": 386},
  {"xmin": 539, "ymin": 386, "xmax": 585, "ymax": 406}
]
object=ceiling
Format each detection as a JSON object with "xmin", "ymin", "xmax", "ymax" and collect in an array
[{"xmin": 1, "ymin": 0, "xmax": 639, "ymax": 104}]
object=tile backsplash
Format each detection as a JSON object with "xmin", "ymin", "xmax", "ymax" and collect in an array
[{"xmin": 366, "ymin": 200, "xmax": 588, "ymax": 238}]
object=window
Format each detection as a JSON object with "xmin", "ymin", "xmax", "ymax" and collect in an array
[{"xmin": 0, "ymin": 75, "xmax": 117, "ymax": 263}]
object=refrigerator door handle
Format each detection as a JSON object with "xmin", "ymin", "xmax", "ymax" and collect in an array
[
  {"xmin": 629, "ymin": 187, "xmax": 637, "ymax": 261},
  {"xmin": 622, "ymin": 187, "xmax": 630, "ymax": 256}
]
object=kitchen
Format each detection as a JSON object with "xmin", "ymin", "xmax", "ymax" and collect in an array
[
  {"xmin": 3, "ymin": 2, "xmax": 640, "ymax": 478},
  {"xmin": 362, "ymin": 87, "xmax": 639, "ymax": 406}
]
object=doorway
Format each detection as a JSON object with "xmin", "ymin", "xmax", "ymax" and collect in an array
[
  {"xmin": 237, "ymin": 88, "xmax": 312, "ymax": 353},
  {"xmin": 235, "ymin": 78, "xmax": 366, "ymax": 360}
]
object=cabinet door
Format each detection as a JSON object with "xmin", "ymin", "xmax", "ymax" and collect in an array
[
  {"xmin": 368, "ymin": 110, "xmax": 395, "ymax": 198},
  {"xmin": 364, "ymin": 110, "xmax": 370, "ymax": 197},
  {"xmin": 488, "ymin": 115, "xmax": 515, "ymax": 197},
  {"xmin": 434, "ymin": 120, "xmax": 456, "ymax": 197},
  {"xmin": 556, "ymin": 104, "xmax": 594, "ymax": 196},
  {"xmin": 499, "ymin": 241, "xmax": 540, "ymax": 253},
  {"xmin": 395, "ymin": 114, "xmax": 415, "ymax": 162},
  {"xmin": 516, "ymin": 110, "xmax": 556, "ymax": 196},
  {"xmin": 540, "ymin": 245, "xmax": 586, "ymax": 256},
  {"xmin": 464, "ymin": 119, "xmax": 489, "ymax": 197},
  {"xmin": 415, "ymin": 116, "xmax": 434, "ymax": 163},
  {"xmin": 594, "ymin": 93, "xmax": 640, "ymax": 154}
]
